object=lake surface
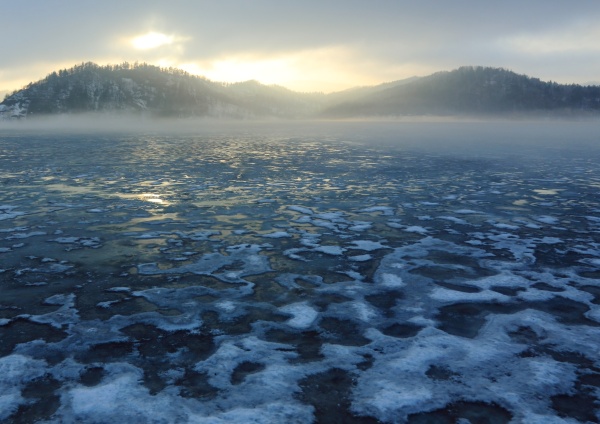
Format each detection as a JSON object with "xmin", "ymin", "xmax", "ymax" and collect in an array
[{"xmin": 1, "ymin": 121, "xmax": 599, "ymax": 423}]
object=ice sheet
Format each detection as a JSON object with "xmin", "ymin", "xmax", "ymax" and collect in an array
[{"xmin": 1, "ymin": 131, "xmax": 599, "ymax": 423}]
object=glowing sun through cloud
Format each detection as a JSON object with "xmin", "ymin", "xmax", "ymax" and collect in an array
[{"xmin": 131, "ymin": 32, "xmax": 175, "ymax": 50}]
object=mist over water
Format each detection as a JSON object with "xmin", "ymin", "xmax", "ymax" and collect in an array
[
  {"xmin": 0, "ymin": 119, "xmax": 599, "ymax": 423},
  {"xmin": 2, "ymin": 115, "xmax": 600, "ymax": 152}
]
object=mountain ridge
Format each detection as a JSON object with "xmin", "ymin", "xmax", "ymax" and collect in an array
[
  {"xmin": 1, "ymin": 62, "xmax": 599, "ymax": 120},
  {"xmin": 321, "ymin": 67, "xmax": 600, "ymax": 117}
]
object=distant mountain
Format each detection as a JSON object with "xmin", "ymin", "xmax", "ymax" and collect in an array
[
  {"xmin": 320, "ymin": 66, "xmax": 600, "ymax": 117},
  {"xmin": 1, "ymin": 63, "xmax": 599, "ymax": 120}
]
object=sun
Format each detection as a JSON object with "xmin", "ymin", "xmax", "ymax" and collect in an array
[{"xmin": 131, "ymin": 32, "xmax": 174, "ymax": 50}]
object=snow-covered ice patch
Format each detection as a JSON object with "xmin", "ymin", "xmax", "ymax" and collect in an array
[
  {"xmin": 287, "ymin": 205, "xmax": 314, "ymax": 215},
  {"xmin": 378, "ymin": 273, "xmax": 405, "ymax": 288},
  {"xmin": 360, "ymin": 206, "xmax": 394, "ymax": 216},
  {"xmin": 0, "ymin": 205, "xmax": 24, "ymax": 221},
  {"xmin": 347, "ymin": 240, "xmax": 387, "ymax": 251},
  {"xmin": 262, "ymin": 231, "xmax": 292, "ymax": 239},
  {"xmin": 404, "ymin": 226, "xmax": 428, "ymax": 234},
  {"xmin": 349, "ymin": 254, "xmax": 372, "ymax": 262},
  {"xmin": 534, "ymin": 215, "xmax": 560, "ymax": 225},
  {"xmin": 314, "ymin": 245, "xmax": 345, "ymax": 255},
  {"xmin": 280, "ymin": 302, "xmax": 319, "ymax": 329}
]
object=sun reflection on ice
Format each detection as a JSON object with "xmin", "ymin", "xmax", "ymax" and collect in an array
[{"xmin": 139, "ymin": 194, "xmax": 168, "ymax": 205}]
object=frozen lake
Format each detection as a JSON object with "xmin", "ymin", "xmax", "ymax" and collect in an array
[{"xmin": 1, "ymin": 121, "xmax": 599, "ymax": 423}]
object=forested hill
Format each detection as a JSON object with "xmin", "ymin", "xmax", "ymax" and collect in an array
[
  {"xmin": 320, "ymin": 66, "xmax": 600, "ymax": 117},
  {"xmin": 1, "ymin": 63, "xmax": 599, "ymax": 120},
  {"xmin": 0, "ymin": 62, "xmax": 324, "ymax": 119}
]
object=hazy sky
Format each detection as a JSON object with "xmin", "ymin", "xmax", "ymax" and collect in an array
[{"xmin": 1, "ymin": 1, "xmax": 600, "ymax": 98}]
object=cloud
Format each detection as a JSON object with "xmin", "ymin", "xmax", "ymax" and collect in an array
[
  {"xmin": 1, "ymin": 1, "xmax": 600, "ymax": 93},
  {"xmin": 499, "ymin": 22, "xmax": 600, "ymax": 55}
]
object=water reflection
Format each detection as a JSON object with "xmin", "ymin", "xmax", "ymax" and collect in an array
[{"xmin": 139, "ymin": 194, "xmax": 168, "ymax": 205}]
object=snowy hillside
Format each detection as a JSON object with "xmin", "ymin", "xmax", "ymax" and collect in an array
[
  {"xmin": 2, "ymin": 63, "xmax": 600, "ymax": 120},
  {"xmin": 0, "ymin": 62, "xmax": 324, "ymax": 120}
]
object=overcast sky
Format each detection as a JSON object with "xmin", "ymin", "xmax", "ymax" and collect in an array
[{"xmin": 1, "ymin": 0, "xmax": 600, "ymax": 98}]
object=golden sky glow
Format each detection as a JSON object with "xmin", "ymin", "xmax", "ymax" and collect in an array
[{"xmin": 174, "ymin": 47, "xmax": 387, "ymax": 93}]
